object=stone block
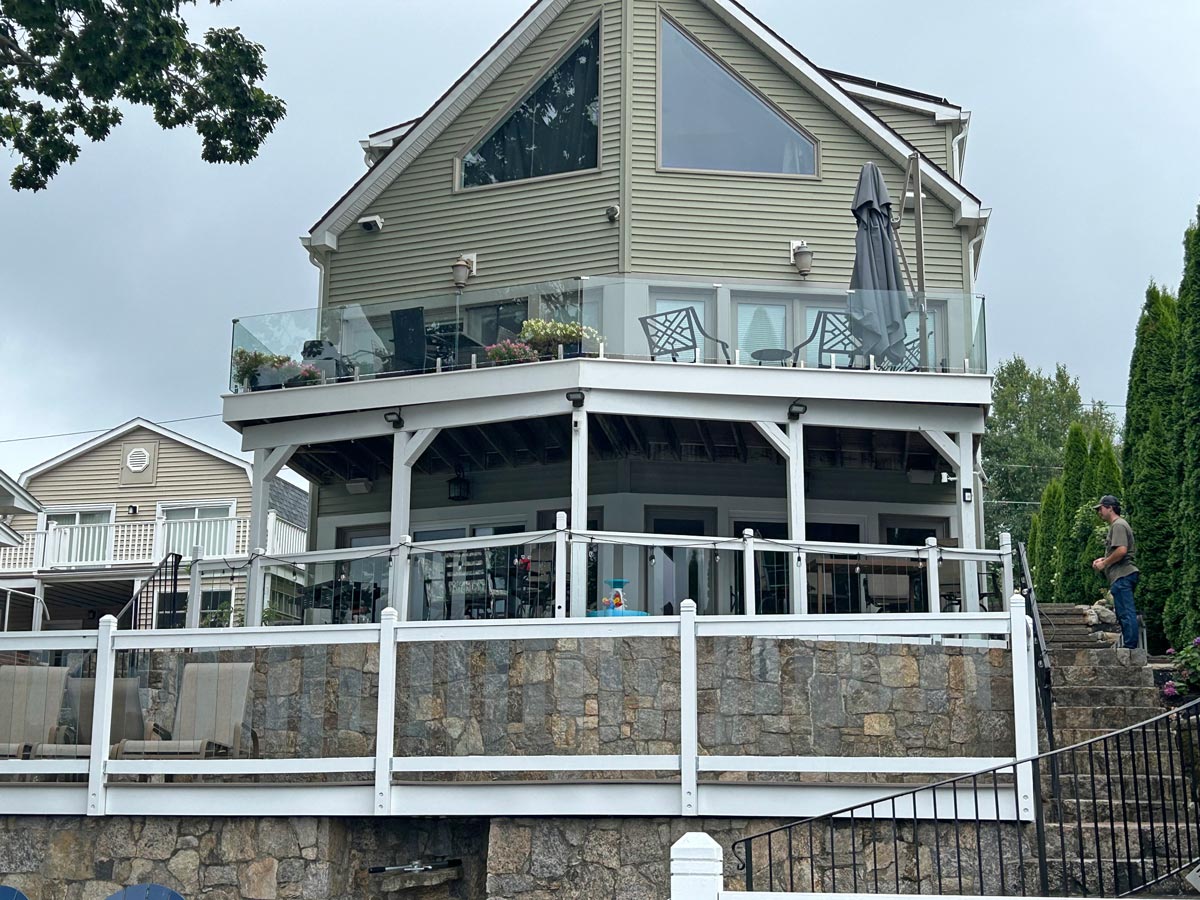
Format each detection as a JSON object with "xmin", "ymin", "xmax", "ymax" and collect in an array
[
  {"xmin": 488, "ymin": 823, "xmax": 532, "ymax": 875},
  {"xmin": 301, "ymin": 860, "xmax": 331, "ymax": 899},
  {"xmin": 881, "ymin": 655, "xmax": 920, "ymax": 688},
  {"xmin": 259, "ymin": 818, "xmax": 300, "ymax": 859},
  {"xmin": 241, "ymin": 857, "xmax": 279, "ymax": 900},
  {"xmin": 135, "ymin": 818, "xmax": 178, "ymax": 861},
  {"xmin": 166, "ymin": 849, "xmax": 200, "ymax": 891},
  {"xmin": 219, "ymin": 819, "xmax": 258, "ymax": 862},
  {"xmin": 203, "ymin": 864, "xmax": 239, "ymax": 887},
  {"xmin": 864, "ymin": 713, "xmax": 896, "ymax": 737}
]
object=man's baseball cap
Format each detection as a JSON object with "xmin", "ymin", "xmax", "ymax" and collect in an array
[{"xmin": 1093, "ymin": 495, "xmax": 1120, "ymax": 510}]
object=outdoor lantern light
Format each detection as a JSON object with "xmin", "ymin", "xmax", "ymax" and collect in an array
[
  {"xmin": 566, "ymin": 390, "xmax": 585, "ymax": 408},
  {"xmin": 962, "ymin": 487, "xmax": 974, "ymax": 504},
  {"xmin": 451, "ymin": 254, "xmax": 476, "ymax": 289},
  {"xmin": 126, "ymin": 505, "xmax": 138, "ymax": 516},
  {"xmin": 448, "ymin": 465, "xmax": 470, "ymax": 502},
  {"xmin": 787, "ymin": 399, "xmax": 808, "ymax": 421},
  {"xmin": 383, "ymin": 409, "xmax": 404, "ymax": 429},
  {"xmin": 790, "ymin": 240, "xmax": 814, "ymax": 278}
]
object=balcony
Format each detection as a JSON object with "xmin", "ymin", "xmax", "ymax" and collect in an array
[
  {"xmin": 229, "ymin": 276, "xmax": 986, "ymax": 393},
  {"xmin": 0, "ymin": 514, "xmax": 307, "ymax": 574}
]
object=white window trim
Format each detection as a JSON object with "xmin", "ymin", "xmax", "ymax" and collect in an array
[
  {"xmin": 453, "ymin": 12, "xmax": 605, "ymax": 193},
  {"xmin": 154, "ymin": 499, "xmax": 239, "ymax": 520},
  {"xmin": 37, "ymin": 504, "xmax": 117, "ymax": 531},
  {"xmin": 657, "ymin": 11, "xmax": 821, "ymax": 181}
]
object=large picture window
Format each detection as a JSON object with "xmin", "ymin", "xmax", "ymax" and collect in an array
[
  {"xmin": 461, "ymin": 23, "xmax": 601, "ymax": 188},
  {"xmin": 660, "ymin": 17, "xmax": 816, "ymax": 176}
]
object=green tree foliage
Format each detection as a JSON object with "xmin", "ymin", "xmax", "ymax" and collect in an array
[
  {"xmin": 1123, "ymin": 284, "xmax": 1180, "ymax": 476},
  {"xmin": 1060, "ymin": 424, "xmax": 1090, "ymax": 522},
  {"xmin": 1053, "ymin": 424, "xmax": 1092, "ymax": 601},
  {"xmin": 1025, "ymin": 512, "xmax": 1041, "ymax": 593},
  {"xmin": 1133, "ymin": 409, "xmax": 1177, "ymax": 651},
  {"xmin": 1035, "ymin": 479, "xmax": 1065, "ymax": 603},
  {"xmin": 1166, "ymin": 211, "xmax": 1200, "ymax": 648},
  {"xmin": 0, "ymin": 1, "xmax": 285, "ymax": 190},
  {"xmin": 982, "ymin": 357, "xmax": 1112, "ymax": 549}
]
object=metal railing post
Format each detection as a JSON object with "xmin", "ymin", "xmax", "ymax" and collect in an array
[
  {"xmin": 999, "ymin": 532, "xmax": 1014, "ymax": 608},
  {"xmin": 185, "ymin": 545, "xmax": 204, "ymax": 629},
  {"xmin": 88, "ymin": 615, "xmax": 117, "ymax": 816},
  {"xmin": 374, "ymin": 607, "xmax": 398, "ymax": 815},
  {"xmin": 679, "ymin": 599, "xmax": 698, "ymax": 816},
  {"xmin": 923, "ymin": 537, "xmax": 940, "ymax": 612},
  {"xmin": 265, "ymin": 510, "xmax": 278, "ymax": 554},
  {"xmin": 1009, "ymin": 591, "xmax": 1037, "ymax": 820},
  {"xmin": 742, "ymin": 529, "xmax": 757, "ymax": 616},
  {"xmin": 554, "ymin": 512, "xmax": 568, "ymax": 618}
]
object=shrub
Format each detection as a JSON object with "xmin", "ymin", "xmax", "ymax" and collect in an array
[
  {"xmin": 517, "ymin": 319, "xmax": 603, "ymax": 356},
  {"xmin": 486, "ymin": 340, "xmax": 539, "ymax": 364}
]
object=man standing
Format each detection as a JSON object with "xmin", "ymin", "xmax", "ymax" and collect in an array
[{"xmin": 1091, "ymin": 495, "xmax": 1140, "ymax": 649}]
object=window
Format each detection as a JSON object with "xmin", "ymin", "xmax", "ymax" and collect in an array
[
  {"xmin": 156, "ymin": 590, "xmax": 231, "ymax": 629},
  {"xmin": 46, "ymin": 509, "xmax": 112, "ymax": 528},
  {"xmin": 661, "ymin": 17, "xmax": 816, "ymax": 176},
  {"xmin": 655, "ymin": 296, "xmax": 709, "ymax": 362},
  {"xmin": 737, "ymin": 301, "xmax": 788, "ymax": 360},
  {"xmin": 461, "ymin": 22, "xmax": 601, "ymax": 188}
]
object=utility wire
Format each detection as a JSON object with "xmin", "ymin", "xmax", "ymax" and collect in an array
[{"xmin": 0, "ymin": 413, "xmax": 221, "ymax": 444}]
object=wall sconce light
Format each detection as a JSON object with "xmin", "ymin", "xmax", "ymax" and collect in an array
[
  {"xmin": 126, "ymin": 505, "xmax": 138, "ymax": 516},
  {"xmin": 565, "ymin": 390, "xmax": 586, "ymax": 409},
  {"xmin": 787, "ymin": 399, "xmax": 808, "ymax": 421},
  {"xmin": 962, "ymin": 487, "xmax": 974, "ymax": 504},
  {"xmin": 790, "ymin": 240, "xmax": 814, "ymax": 278},
  {"xmin": 383, "ymin": 409, "xmax": 404, "ymax": 430},
  {"xmin": 345, "ymin": 478, "xmax": 374, "ymax": 495},
  {"xmin": 448, "ymin": 465, "xmax": 471, "ymax": 502},
  {"xmin": 451, "ymin": 253, "xmax": 477, "ymax": 289}
]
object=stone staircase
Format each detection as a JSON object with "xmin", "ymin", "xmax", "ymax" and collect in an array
[{"xmin": 1036, "ymin": 603, "xmax": 1196, "ymax": 895}]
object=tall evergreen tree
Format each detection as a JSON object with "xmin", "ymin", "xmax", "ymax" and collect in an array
[
  {"xmin": 1060, "ymin": 425, "xmax": 1090, "ymax": 523},
  {"xmin": 1123, "ymin": 284, "xmax": 1180, "ymax": 478},
  {"xmin": 1061, "ymin": 430, "xmax": 1114, "ymax": 605},
  {"xmin": 1025, "ymin": 513, "xmax": 1041, "ymax": 594},
  {"xmin": 1133, "ymin": 409, "xmax": 1177, "ymax": 650},
  {"xmin": 1055, "ymin": 424, "xmax": 1091, "ymax": 601},
  {"xmin": 1037, "ymin": 479, "xmax": 1065, "ymax": 603},
  {"xmin": 1166, "ymin": 210, "xmax": 1200, "ymax": 647}
]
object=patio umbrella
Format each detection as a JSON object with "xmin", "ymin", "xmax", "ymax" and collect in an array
[{"xmin": 847, "ymin": 161, "xmax": 910, "ymax": 365}]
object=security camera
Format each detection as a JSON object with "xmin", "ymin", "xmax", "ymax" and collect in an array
[
  {"xmin": 357, "ymin": 215, "xmax": 385, "ymax": 233},
  {"xmin": 605, "ymin": 204, "xmax": 620, "ymax": 223}
]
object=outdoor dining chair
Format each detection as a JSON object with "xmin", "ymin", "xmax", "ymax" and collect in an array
[
  {"xmin": 115, "ymin": 661, "xmax": 257, "ymax": 760},
  {"xmin": 639, "ymin": 308, "xmax": 731, "ymax": 363},
  {"xmin": 0, "ymin": 665, "xmax": 69, "ymax": 759}
]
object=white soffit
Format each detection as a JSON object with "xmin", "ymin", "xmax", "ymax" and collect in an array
[
  {"xmin": 0, "ymin": 468, "xmax": 40, "ymax": 515},
  {"xmin": 307, "ymin": 0, "xmax": 984, "ymax": 250}
]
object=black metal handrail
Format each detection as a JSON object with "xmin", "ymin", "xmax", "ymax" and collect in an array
[
  {"xmin": 1018, "ymin": 541, "xmax": 1057, "ymax": 755},
  {"xmin": 116, "ymin": 553, "xmax": 182, "ymax": 630},
  {"xmin": 733, "ymin": 698, "xmax": 1200, "ymax": 896}
]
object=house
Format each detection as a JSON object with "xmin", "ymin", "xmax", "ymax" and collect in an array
[
  {"xmin": 0, "ymin": 4, "xmax": 1039, "ymax": 898},
  {"xmin": 0, "ymin": 418, "xmax": 307, "ymax": 631}
]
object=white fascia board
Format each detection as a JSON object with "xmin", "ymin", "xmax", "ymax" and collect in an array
[
  {"xmin": 0, "ymin": 468, "xmax": 41, "ymax": 515},
  {"xmin": 832, "ymin": 78, "xmax": 965, "ymax": 123},
  {"xmin": 19, "ymin": 417, "xmax": 251, "ymax": 485},
  {"xmin": 307, "ymin": 0, "xmax": 571, "ymax": 248},
  {"xmin": 362, "ymin": 120, "xmax": 417, "ymax": 150},
  {"xmin": 0, "ymin": 521, "xmax": 22, "ymax": 547},
  {"xmin": 696, "ymin": 0, "xmax": 981, "ymax": 224}
]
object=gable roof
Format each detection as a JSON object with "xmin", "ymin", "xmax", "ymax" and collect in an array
[
  {"xmin": 307, "ymin": 0, "xmax": 984, "ymax": 252},
  {"xmin": 0, "ymin": 468, "xmax": 41, "ymax": 516},
  {"xmin": 20, "ymin": 418, "xmax": 252, "ymax": 486}
]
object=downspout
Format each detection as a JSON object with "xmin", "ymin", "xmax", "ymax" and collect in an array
[
  {"xmin": 950, "ymin": 111, "xmax": 971, "ymax": 181},
  {"xmin": 966, "ymin": 217, "xmax": 988, "ymax": 292}
]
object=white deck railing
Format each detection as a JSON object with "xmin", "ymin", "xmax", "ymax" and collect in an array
[
  {"xmin": 0, "ymin": 591, "xmax": 1037, "ymax": 820},
  {"xmin": 0, "ymin": 516, "xmax": 304, "ymax": 572}
]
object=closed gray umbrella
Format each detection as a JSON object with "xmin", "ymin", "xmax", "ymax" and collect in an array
[{"xmin": 848, "ymin": 161, "xmax": 910, "ymax": 365}]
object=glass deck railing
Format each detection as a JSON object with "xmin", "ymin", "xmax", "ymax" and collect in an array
[{"xmin": 229, "ymin": 277, "xmax": 986, "ymax": 391}]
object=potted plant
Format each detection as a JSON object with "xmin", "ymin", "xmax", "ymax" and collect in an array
[
  {"xmin": 281, "ymin": 361, "xmax": 323, "ymax": 387},
  {"xmin": 232, "ymin": 349, "xmax": 291, "ymax": 392},
  {"xmin": 518, "ymin": 319, "xmax": 603, "ymax": 358},
  {"xmin": 485, "ymin": 339, "xmax": 539, "ymax": 365}
]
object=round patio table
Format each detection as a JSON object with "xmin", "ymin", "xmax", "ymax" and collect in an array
[{"xmin": 750, "ymin": 348, "xmax": 793, "ymax": 366}]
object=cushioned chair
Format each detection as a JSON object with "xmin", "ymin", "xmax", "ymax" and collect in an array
[
  {"xmin": 30, "ymin": 677, "xmax": 145, "ymax": 760},
  {"xmin": 0, "ymin": 665, "xmax": 70, "ymax": 759},
  {"xmin": 115, "ymin": 662, "xmax": 256, "ymax": 760}
]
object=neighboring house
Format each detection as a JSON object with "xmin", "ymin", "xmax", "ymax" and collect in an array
[
  {"xmin": 0, "ymin": 418, "xmax": 307, "ymax": 630},
  {"xmin": 0, "ymin": 467, "xmax": 41, "ymax": 548},
  {"xmin": 226, "ymin": 0, "xmax": 989, "ymax": 627}
]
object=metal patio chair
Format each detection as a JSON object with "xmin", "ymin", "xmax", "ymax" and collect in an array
[
  {"xmin": 791, "ymin": 309, "xmax": 928, "ymax": 371},
  {"xmin": 639, "ymin": 308, "xmax": 731, "ymax": 363}
]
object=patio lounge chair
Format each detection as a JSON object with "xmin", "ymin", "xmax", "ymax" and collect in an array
[
  {"xmin": 0, "ymin": 665, "xmax": 70, "ymax": 759},
  {"xmin": 29, "ymin": 677, "xmax": 145, "ymax": 760},
  {"xmin": 639, "ymin": 308, "xmax": 731, "ymax": 363},
  {"xmin": 115, "ymin": 662, "xmax": 257, "ymax": 760}
]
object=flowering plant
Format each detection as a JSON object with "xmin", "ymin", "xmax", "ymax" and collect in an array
[
  {"xmin": 485, "ymin": 339, "xmax": 539, "ymax": 364},
  {"xmin": 517, "ymin": 319, "xmax": 603, "ymax": 356},
  {"xmin": 1164, "ymin": 636, "xmax": 1200, "ymax": 698},
  {"xmin": 232, "ymin": 348, "xmax": 291, "ymax": 387}
]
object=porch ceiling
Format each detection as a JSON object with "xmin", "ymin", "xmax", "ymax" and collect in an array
[{"xmin": 287, "ymin": 418, "xmax": 941, "ymax": 485}]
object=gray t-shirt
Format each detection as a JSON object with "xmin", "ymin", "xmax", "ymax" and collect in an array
[{"xmin": 1104, "ymin": 516, "xmax": 1138, "ymax": 584}]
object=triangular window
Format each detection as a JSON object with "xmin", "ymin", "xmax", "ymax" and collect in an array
[
  {"xmin": 461, "ymin": 23, "xmax": 601, "ymax": 188},
  {"xmin": 661, "ymin": 17, "xmax": 817, "ymax": 176}
]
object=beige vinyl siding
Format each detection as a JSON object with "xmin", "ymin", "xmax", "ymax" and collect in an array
[
  {"xmin": 628, "ymin": 0, "xmax": 967, "ymax": 292},
  {"xmin": 861, "ymin": 100, "xmax": 952, "ymax": 170},
  {"xmin": 326, "ymin": 0, "xmax": 622, "ymax": 306},
  {"xmin": 12, "ymin": 428, "xmax": 252, "ymax": 532}
]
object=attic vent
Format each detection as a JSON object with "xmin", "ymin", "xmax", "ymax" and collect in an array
[{"xmin": 126, "ymin": 447, "xmax": 151, "ymax": 472}]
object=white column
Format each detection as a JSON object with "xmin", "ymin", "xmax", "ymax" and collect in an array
[
  {"xmin": 390, "ymin": 433, "xmax": 412, "ymax": 545},
  {"xmin": 374, "ymin": 607, "xmax": 398, "ymax": 815},
  {"xmin": 87, "ymin": 615, "xmax": 117, "ymax": 816},
  {"xmin": 957, "ymin": 433, "xmax": 981, "ymax": 612},
  {"xmin": 31, "ymin": 580, "xmax": 45, "ymax": 632},
  {"xmin": 1009, "ymin": 592, "xmax": 1037, "ymax": 821},
  {"xmin": 554, "ymin": 511, "xmax": 568, "ymax": 619},
  {"xmin": 679, "ymin": 599, "xmax": 698, "ymax": 816},
  {"xmin": 999, "ymin": 532, "xmax": 1015, "ymax": 607},
  {"xmin": 741, "ymin": 529, "xmax": 756, "ymax": 616},
  {"xmin": 248, "ymin": 445, "xmax": 296, "ymax": 626},
  {"xmin": 570, "ymin": 408, "xmax": 589, "ymax": 617},
  {"xmin": 670, "ymin": 833, "xmax": 723, "ymax": 900},
  {"xmin": 924, "ymin": 537, "xmax": 940, "ymax": 612},
  {"xmin": 185, "ymin": 545, "xmax": 204, "ymax": 629},
  {"xmin": 787, "ymin": 422, "xmax": 808, "ymax": 614}
]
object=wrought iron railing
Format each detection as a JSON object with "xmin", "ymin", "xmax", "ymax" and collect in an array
[
  {"xmin": 116, "ymin": 552, "xmax": 182, "ymax": 630},
  {"xmin": 732, "ymin": 699, "xmax": 1200, "ymax": 896},
  {"xmin": 1019, "ymin": 541, "xmax": 1057, "ymax": 756}
]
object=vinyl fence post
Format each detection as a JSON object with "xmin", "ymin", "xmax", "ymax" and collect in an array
[
  {"xmin": 924, "ymin": 537, "xmax": 940, "ymax": 612},
  {"xmin": 554, "ymin": 512, "xmax": 568, "ymax": 618},
  {"xmin": 390, "ymin": 537, "xmax": 411, "ymax": 623},
  {"xmin": 1010, "ymin": 591, "xmax": 1037, "ymax": 820},
  {"xmin": 185, "ymin": 546, "xmax": 204, "ymax": 629},
  {"xmin": 679, "ymin": 599, "xmax": 698, "ymax": 816},
  {"xmin": 87, "ymin": 615, "xmax": 117, "ymax": 816},
  {"xmin": 742, "ymin": 529, "xmax": 757, "ymax": 616},
  {"xmin": 999, "ymin": 532, "xmax": 1015, "ymax": 610},
  {"xmin": 375, "ymin": 607, "xmax": 398, "ymax": 815},
  {"xmin": 670, "ymin": 833, "xmax": 723, "ymax": 900}
]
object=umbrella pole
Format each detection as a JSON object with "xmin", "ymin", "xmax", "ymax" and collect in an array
[{"xmin": 911, "ymin": 152, "xmax": 929, "ymax": 370}]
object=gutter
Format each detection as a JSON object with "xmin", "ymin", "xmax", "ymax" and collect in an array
[{"xmin": 951, "ymin": 112, "xmax": 971, "ymax": 181}]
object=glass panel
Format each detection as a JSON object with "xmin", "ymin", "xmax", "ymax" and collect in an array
[
  {"xmin": 461, "ymin": 23, "xmax": 600, "ymax": 187},
  {"xmin": 412, "ymin": 527, "xmax": 467, "ymax": 543},
  {"xmin": 164, "ymin": 507, "xmax": 195, "ymax": 521},
  {"xmin": 654, "ymin": 297, "xmax": 707, "ymax": 362},
  {"xmin": 46, "ymin": 513, "xmax": 76, "ymax": 527},
  {"xmin": 408, "ymin": 543, "xmax": 555, "ymax": 621},
  {"xmin": 256, "ymin": 554, "xmax": 390, "ymax": 626},
  {"xmin": 737, "ymin": 302, "xmax": 788, "ymax": 360},
  {"xmin": 661, "ymin": 18, "xmax": 815, "ymax": 175},
  {"xmin": 78, "ymin": 510, "xmax": 112, "ymax": 525},
  {"xmin": 197, "ymin": 507, "xmax": 228, "ymax": 519}
]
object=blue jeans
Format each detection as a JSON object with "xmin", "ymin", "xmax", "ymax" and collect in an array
[{"xmin": 1111, "ymin": 572, "xmax": 1140, "ymax": 649}]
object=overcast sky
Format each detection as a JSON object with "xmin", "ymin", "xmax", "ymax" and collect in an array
[{"xmin": 2, "ymin": 0, "xmax": 1198, "ymax": 479}]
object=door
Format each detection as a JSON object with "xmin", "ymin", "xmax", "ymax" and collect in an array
[
  {"xmin": 732, "ymin": 520, "xmax": 790, "ymax": 615},
  {"xmin": 807, "ymin": 522, "xmax": 862, "ymax": 614},
  {"xmin": 332, "ymin": 525, "xmax": 390, "ymax": 623},
  {"xmin": 161, "ymin": 504, "xmax": 234, "ymax": 557},
  {"xmin": 645, "ymin": 507, "xmax": 717, "ymax": 616},
  {"xmin": 45, "ymin": 508, "xmax": 113, "ymax": 565}
]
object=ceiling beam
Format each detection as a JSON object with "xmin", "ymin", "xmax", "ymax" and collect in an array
[
  {"xmin": 475, "ymin": 425, "xmax": 516, "ymax": 468},
  {"xmin": 593, "ymin": 414, "xmax": 627, "ymax": 458},
  {"xmin": 696, "ymin": 421, "xmax": 717, "ymax": 462},
  {"xmin": 662, "ymin": 420, "xmax": 683, "ymax": 461},
  {"xmin": 511, "ymin": 420, "xmax": 548, "ymax": 465},
  {"xmin": 621, "ymin": 416, "xmax": 649, "ymax": 458},
  {"xmin": 440, "ymin": 428, "xmax": 487, "ymax": 470}
]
